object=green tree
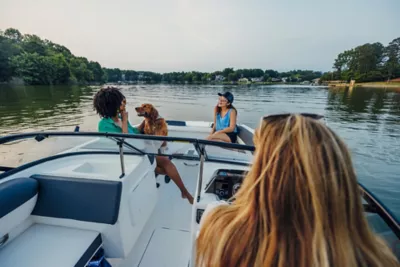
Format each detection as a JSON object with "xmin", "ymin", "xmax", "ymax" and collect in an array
[
  {"xmin": 88, "ymin": 61, "xmax": 105, "ymax": 83},
  {"xmin": 69, "ymin": 57, "xmax": 93, "ymax": 83},
  {"xmin": 383, "ymin": 37, "xmax": 400, "ymax": 80},
  {"xmin": 227, "ymin": 72, "xmax": 238, "ymax": 82},
  {"xmin": 331, "ymin": 42, "xmax": 387, "ymax": 82},
  {"xmin": 0, "ymin": 34, "xmax": 21, "ymax": 82},
  {"xmin": 184, "ymin": 72, "xmax": 193, "ymax": 83},
  {"xmin": 11, "ymin": 52, "xmax": 56, "ymax": 85},
  {"xmin": 264, "ymin": 69, "xmax": 279, "ymax": 78},
  {"xmin": 49, "ymin": 54, "xmax": 71, "ymax": 84},
  {"xmin": 222, "ymin": 68, "xmax": 234, "ymax": 78},
  {"xmin": 4, "ymin": 28, "xmax": 23, "ymax": 43},
  {"xmin": 104, "ymin": 68, "xmax": 122, "ymax": 82},
  {"xmin": 21, "ymin": 34, "xmax": 47, "ymax": 56}
]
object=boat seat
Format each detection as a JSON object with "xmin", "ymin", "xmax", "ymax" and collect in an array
[{"xmin": 0, "ymin": 223, "xmax": 102, "ymax": 267}]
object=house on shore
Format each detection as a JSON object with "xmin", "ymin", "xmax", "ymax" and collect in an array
[
  {"xmin": 215, "ymin": 75, "xmax": 225, "ymax": 82},
  {"xmin": 312, "ymin": 78, "xmax": 320, "ymax": 85},
  {"xmin": 238, "ymin": 78, "xmax": 250, "ymax": 84},
  {"xmin": 250, "ymin": 77, "xmax": 263, "ymax": 82}
]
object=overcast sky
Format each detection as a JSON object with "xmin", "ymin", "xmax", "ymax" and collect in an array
[{"xmin": 1, "ymin": 0, "xmax": 399, "ymax": 73}]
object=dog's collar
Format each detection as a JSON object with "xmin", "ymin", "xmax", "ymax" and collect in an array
[{"xmin": 145, "ymin": 114, "xmax": 163, "ymax": 121}]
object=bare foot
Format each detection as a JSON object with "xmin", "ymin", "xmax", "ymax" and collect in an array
[
  {"xmin": 181, "ymin": 192, "xmax": 194, "ymax": 205},
  {"xmin": 187, "ymin": 195, "xmax": 194, "ymax": 205}
]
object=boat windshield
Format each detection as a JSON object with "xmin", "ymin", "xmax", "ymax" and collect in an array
[{"xmin": 0, "ymin": 132, "xmax": 254, "ymax": 172}]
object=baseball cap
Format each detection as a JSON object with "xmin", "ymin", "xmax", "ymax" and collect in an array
[{"xmin": 218, "ymin": 91, "xmax": 234, "ymax": 104}]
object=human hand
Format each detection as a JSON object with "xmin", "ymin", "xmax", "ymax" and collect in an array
[{"xmin": 121, "ymin": 110, "xmax": 128, "ymax": 121}]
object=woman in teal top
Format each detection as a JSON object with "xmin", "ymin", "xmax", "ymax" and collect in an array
[
  {"xmin": 207, "ymin": 91, "xmax": 238, "ymax": 143},
  {"xmin": 93, "ymin": 87, "xmax": 193, "ymax": 204}
]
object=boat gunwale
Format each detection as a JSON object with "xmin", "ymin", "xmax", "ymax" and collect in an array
[{"xmin": 1, "ymin": 129, "xmax": 399, "ymax": 248}]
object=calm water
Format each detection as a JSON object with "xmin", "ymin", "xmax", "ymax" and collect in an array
[{"xmin": 0, "ymin": 84, "xmax": 399, "ymax": 218}]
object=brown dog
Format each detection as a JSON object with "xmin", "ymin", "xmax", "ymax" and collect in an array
[{"xmin": 135, "ymin": 103, "xmax": 168, "ymax": 137}]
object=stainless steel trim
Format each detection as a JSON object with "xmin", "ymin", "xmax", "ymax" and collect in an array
[
  {"xmin": 196, "ymin": 153, "xmax": 205, "ymax": 202},
  {"xmin": 119, "ymin": 141, "xmax": 125, "ymax": 178}
]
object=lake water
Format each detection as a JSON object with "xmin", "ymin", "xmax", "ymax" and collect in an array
[{"xmin": 0, "ymin": 84, "xmax": 399, "ymax": 219}]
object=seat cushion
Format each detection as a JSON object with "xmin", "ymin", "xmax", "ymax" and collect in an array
[
  {"xmin": 31, "ymin": 174, "xmax": 122, "ymax": 224},
  {"xmin": 0, "ymin": 178, "xmax": 38, "ymax": 236},
  {"xmin": 0, "ymin": 223, "xmax": 102, "ymax": 267},
  {"xmin": 0, "ymin": 178, "xmax": 38, "ymax": 219}
]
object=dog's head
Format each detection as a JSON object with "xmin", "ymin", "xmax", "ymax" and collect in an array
[{"xmin": 135, "ymin": 103, "xmax": 159, "ymax": 120}]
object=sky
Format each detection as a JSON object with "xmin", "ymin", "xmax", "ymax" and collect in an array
[{"xmin": 1, "ymin": 0, "xmax": 399, "ymax": 73}]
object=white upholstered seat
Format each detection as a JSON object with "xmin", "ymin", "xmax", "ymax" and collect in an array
[{"xmin": 0, "ymin": 223, "xmax": 102, "ymax": 267}]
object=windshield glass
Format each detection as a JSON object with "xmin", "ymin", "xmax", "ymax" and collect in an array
[
  {"xmin": 0, "ymin": 133, "xmax": 201, "ymax": 171},
  {"xmin": 80, "ymin": 137, "xmax": 200, "ymax": 158},
  {"xmin": 0, "ymin": 132, "xmax": 256, "ymax": 175},
  {"xmin": 204, "ymin": 143, "xmax": 254, "ymax": 164}
]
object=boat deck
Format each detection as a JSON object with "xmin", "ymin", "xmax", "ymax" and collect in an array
[
  {"xmin": 118, "ymin": 158, "xmax": 197, "ymax": 267},
  {"xmin": 116, "ymin": 129, "xmax": 205, "ymax": 267}
]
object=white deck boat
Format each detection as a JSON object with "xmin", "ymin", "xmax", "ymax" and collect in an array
[{"xmin": 0, "ymin": 118, "xmax": 399, "ymax": 266}]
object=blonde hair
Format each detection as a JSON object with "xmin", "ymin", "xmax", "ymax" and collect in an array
[{"xmin": 196, "ymin": 114, "xmax": 399, "ymax": 267}]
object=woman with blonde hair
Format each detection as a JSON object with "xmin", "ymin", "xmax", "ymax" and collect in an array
[{"xmin": 196, "ymin": 114, "xmax": 399, "ymax": 267}]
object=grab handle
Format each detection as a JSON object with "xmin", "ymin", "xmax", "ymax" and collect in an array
[{"xmin": 0, "ymin": 233, "xmax": 9, "ymax": 248}]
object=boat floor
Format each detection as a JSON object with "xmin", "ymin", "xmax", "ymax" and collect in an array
[
  {"xmin": 116, "ymin": 158, "xmax": 198, "ymax": 267},
  {"xmin": 117, "ymin": 130, "xmax": 204, "ymax": 267}
]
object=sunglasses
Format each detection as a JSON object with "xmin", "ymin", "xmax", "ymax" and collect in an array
[
  {"xmin": 263, "ymin": 113, "xmax": 324, "ymax": 121},
  {"xmin": 259, "ymin": 113, "xmax": 325, "ymax": 128}
]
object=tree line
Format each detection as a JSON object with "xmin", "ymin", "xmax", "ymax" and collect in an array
[
  {"xmin": 1, "ymin": 28, "xmax": 321, "ymax": 85},
  {"xmin": 321, "ymin": 37, "xmax": 400, "ymax": 83},
  {"xmin": 105, "ymin": 68, "xmax": 322, "ymax": 84},
  {"xmin": 0, "ymin": 28, "xmax": 106, "ymax": 85}
]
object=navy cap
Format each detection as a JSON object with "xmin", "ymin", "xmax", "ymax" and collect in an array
[{"xmin": 218, "ymin": 91, "xmax": 234, "ymax": 104}]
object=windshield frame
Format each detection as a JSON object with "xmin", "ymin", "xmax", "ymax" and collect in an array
[{"xmin": 0, "ymin": 131, "xmax": 255, "ymax": 168}]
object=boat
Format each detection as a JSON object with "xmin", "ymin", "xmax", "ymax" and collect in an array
[{"xmin": 0, "ymin": 117, "xmax": 399, "ymax": 267}]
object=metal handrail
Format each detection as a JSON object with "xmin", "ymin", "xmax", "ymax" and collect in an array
[
  {"xmin": 0, "ymin": 131, "xmax": 254, "ymax": 183},
  {"xmin": 1, "ymin": 131, "xmax": 398, "ymax": 241},
  {"xmin": 0, "ymin": 131, "xmax": 255, "ymax": 151},
  {"xmin": 359, "ymin": 183, "xmax": 400, "ymax": 239}
]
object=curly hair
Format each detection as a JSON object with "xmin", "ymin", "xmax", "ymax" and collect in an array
[{"xmin": 93, "ymin": 86, "xmax": 125, "ymax": 118}]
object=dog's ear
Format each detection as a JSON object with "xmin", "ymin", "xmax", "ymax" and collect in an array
[{"xmin": 149, "ymin": 105, "xmax": 159, "ymax": 121}]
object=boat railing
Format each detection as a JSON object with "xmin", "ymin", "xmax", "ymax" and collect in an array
[
  {"xmin": 0, "ymin": 131, "xmax": 398, "ymax": 244},
  {"xmin": 0, "ymin": 131, "xmax": 254, "ymax": 189},
  {"xmin": 359, "ymin": 183, "xmax": 400, "ymax": 239}
]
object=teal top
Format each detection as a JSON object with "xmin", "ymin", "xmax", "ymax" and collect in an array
[
  {"xmin": 216, "ymin": 109, "xmax": 237, "ymax": 133},
  {"xmin": 98, "ymin": 117, "xmax": 140, "ymax": 134}
]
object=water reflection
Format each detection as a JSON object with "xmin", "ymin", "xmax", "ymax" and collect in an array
[
  {"xmin": 0, "ymin": 85, "xmax": 97, "ymax": 134},
  {"xmin": 324, "ymin": 87, "xmax": 400, "ymax": 219},
  {"xmin": 326, "ymin": 87, "xmax": 400, "ymax": 126}
]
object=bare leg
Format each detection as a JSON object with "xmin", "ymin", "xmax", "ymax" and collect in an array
[
  {"xmin": 155, "ymin": 166, "xmax": 166, "ymax": 175},
  {"xmin": 208, "ymin": 132, "xmax": 232, "ymax": 143},
  {"xmin": 156, "ymin": 156, "xmax": 194, "ymax": 204}
]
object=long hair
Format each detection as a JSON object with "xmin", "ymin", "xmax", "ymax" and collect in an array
[
  {"xmin": 93, "ymin": 86, "xmax": 125, "ymax": 118},
  {"xmin": 196, "ymin": 115, "xmax": 399, "ymax": 267},
  {"xmin": 215, "ymin": 103, "xmax": 237, "ymax": 115},
  {"xmin": 215, "ymin": 93, "xmax": 237, "ymax": 115}
]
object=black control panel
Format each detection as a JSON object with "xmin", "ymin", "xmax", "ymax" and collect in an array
[{"xmin": 205, "ymin": 169, "xmax": 247, "ymax": 200}]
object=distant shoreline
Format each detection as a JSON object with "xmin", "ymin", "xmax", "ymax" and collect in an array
[
  {"xmin": 328, "ymin": 82, "xmax": 400, "ymax": 91},
  {"xmin": 1, "ymin": 81, "xmax": 322, "ymax": 87},
  {"xmin": 105, "ymin": 81, "xmax": 322, "ymax": 86}
]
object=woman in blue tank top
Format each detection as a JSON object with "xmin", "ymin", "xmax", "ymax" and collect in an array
[{"xmin": 207, "ymin": 91, "xmax": 238, "ymax": 143}]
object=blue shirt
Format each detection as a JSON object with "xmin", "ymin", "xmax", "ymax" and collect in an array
[{"xmin": 216, "ymin": 109, "xmax": 237, "ymax": 133}]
